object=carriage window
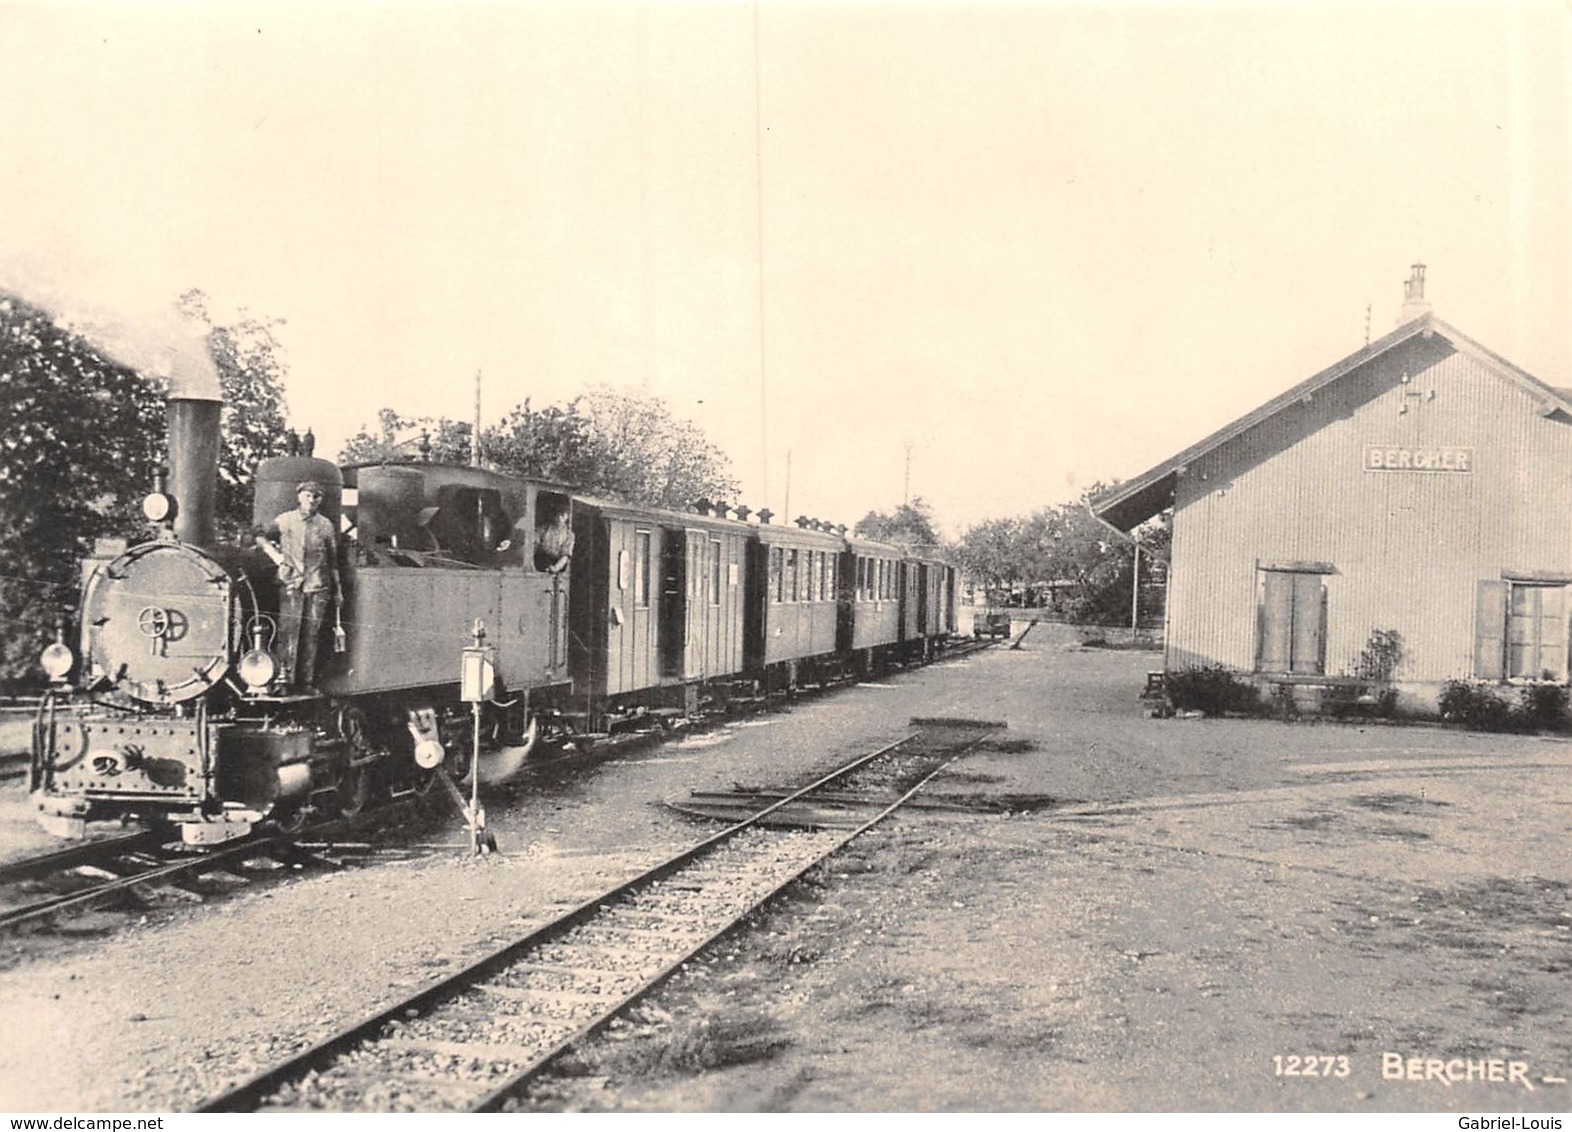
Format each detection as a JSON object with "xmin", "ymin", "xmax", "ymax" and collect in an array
[
  {"xmin": 786, "ymin": 549, "xmax": 799, "ymax": 603},
  {"xmin": 711, "ymin": 539, "xmax": 722, "ymax": 605},
  {"xmin": 634, "ymin": 531, "xmax": 651, "ymax": 607},
  {"xmin": 771, "ymin": 547, "xmax": 783, "ymax": 603}
]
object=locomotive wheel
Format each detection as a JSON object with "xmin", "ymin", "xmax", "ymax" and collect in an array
[
  {"xmin": 334, "ymin": 705, "xmax": 375, "ymax": 817},
  {"xmin": 336, "ymin": 765, "xmax": 370, "ymax": 818},
  {"xmin": 272, "ymin": 804, "xmax": 310, "ymax": 835}
]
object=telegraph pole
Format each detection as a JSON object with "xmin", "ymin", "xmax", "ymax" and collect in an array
[
  {"xmin": 1131, "ymin": 536, "xmax": 1141, "ymax": 631},
  {"xmin": 471, "ymin": 369, "xmax": 483, "ymax": 468}
]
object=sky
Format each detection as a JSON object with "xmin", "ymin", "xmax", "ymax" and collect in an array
[{"xmin": 0, "ymin": 1, "xmax": 1568, "ymax": 538}]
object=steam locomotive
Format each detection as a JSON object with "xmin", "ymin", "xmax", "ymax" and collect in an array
[{"xmin": 29, "ymin": 393, "xmax": 958, "ymax": 844}]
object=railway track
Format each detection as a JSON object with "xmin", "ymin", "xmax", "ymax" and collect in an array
[
  {"xmin": 0, "ymin": 827, "xmax": 394, "ymax": 934},
  {"xmin": 0, "ymin": 831, "xmax": 355, "ymax": 933},
  {"xmin": 196, "ymin": 718, "xmax": 1002, "ymax": 1114}
]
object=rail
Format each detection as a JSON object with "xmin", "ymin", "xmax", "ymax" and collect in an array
[{"xmin": 196, "ymin": 720, "xmax": 1001, "ymax": 1113}]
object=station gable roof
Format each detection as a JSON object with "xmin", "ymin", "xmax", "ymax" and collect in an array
[{"xmin": 1090, "ymin": 313, "xmax": 1572, "ymax": 532}]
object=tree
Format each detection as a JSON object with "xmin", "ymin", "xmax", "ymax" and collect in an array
[
  {"xmin": 179, "ymin": 290, "xmax": 295, "ymax": 537},
  {"xmin": 0, "ymin": 293, "xmax": 165, "ymax": 688},
  {"xmin": 954, "ymin": 484, "xmax": 1169, "ymax": 622},
  {"xmin": 853, "ymin": 497, "xmax": 942, "ymax": 550},
  {"xmin": 340, "ymin": 409, "xmax": 471, "ymax": 466},
  {"xmin": 340, "ymin": 387, "xmax": 741, "ymax": 512},
  {"xmin": 575, "ymin": 387, "xmax": 739, "ymax": 509},
  {"xmin": 956, "ymin": 516, "xmax": 1029, "ymax": 598},
  {"xmin": 483, "ymin": 398, "xmax": 612, "ymax": 487}
]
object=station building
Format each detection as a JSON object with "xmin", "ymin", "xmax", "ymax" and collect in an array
[{"xmin": 1092, "ymin": 267, "xmax": 1572, "ymax": 711}]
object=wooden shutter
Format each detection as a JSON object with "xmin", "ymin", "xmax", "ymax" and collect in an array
[
  {"xmin": 1257, "ymin": 571, "xmax": 1293, "ymax": 672},
  {"xmin": 1290, "ymin": 572, "xmax": 1325, "ymax": 675},
  {"xmin": 1474, "ymin": 579, "xmax": 1508, "ymax": 680}
]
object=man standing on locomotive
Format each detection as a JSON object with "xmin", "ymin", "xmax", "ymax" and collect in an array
[{"xmin": 256, "ymin": 481, "xmax": 340, "ymax": 693}]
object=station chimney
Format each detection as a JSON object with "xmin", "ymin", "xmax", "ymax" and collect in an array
[{"xmin": 1398, "ymin": 263, "xmax": 1431, "ymax": 324}]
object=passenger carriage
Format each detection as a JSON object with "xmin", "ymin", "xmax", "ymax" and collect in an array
[
  {"xmin": 841, "ymin": 536, "xmax": 905, "ymax": 671},
  {"xmin": 749, "ymin": 519, "xmax": 846, "ymax": 691},
  {"xmin": 567, "ymin": 497, "xmax": 750, "ymax": 731}
]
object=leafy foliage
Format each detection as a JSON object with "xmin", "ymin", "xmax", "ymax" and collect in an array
[
  {"xmin": 0, "ymin": 293, "xmax": 165, "ymax": 689},
  {"xmin": 0, "ymin": 290, "xmax": 295, "ymax": 689},
  {"xmin": 953, "ymin": 515, "xmax": 1028, "ymax": 591},
  {"xmin": 576, "ymin": 388, "xmax": 739, "ymax": 510},
  {"xmin": 1437, "ymin": 679, "xmax": 1570, "ymax": 733},
  {"xmin": 1352, "ymin": 629, "xmax": 1404, "ymax": 683},
  {"xmin": 1164, "ymin": 664, "xmax": 1263, "ymax": 716},
  {"xmin": 853, "ymin": 498, "xmax": 941, "ymax": 550},
  {"xmin": 956, "ymin": 485, "xmax": 1169, "ymax": 625},
  {"xmin": 340, "ymin": 386, "xmax": 740, "ymax": 511},
  {"xmin": 1518, "ymin": 682, "xmax": 1570, "ymax": 732},
  {"xmin": 1438, "ymin": 681, "xmax": 1518, "ymax": 732}
]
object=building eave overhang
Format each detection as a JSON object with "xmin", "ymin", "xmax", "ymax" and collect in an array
[{"xmin": 1090, "ymin": 313, "xmax": 1572, "ymax": 532}]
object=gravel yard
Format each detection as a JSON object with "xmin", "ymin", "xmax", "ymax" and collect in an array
[{"xmin": 0, "ymin": 624, "xmax": 1567, "ymax": 1113}]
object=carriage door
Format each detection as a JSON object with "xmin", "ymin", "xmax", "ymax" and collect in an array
[
  {"xmin": 658, "ymin": 528, "xmax": 685, "ymax": 678},
  {"xmin": 684, "ymin": 529, "xmax": 710, "ymax": 679}
]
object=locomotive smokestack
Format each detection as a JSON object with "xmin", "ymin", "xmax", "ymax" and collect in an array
[
  {"xmin": 168, "ymin": 398, "xmax": 221, "ymax": 546},
  {"xmin": 164, "ymin": 338, "xmax": 223, "ymax": 547}
]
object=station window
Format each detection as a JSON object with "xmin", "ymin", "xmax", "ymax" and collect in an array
[
  {"xmin": 634, "ymin": 530, "xmax": 651, "ymax": 607},
  {"xmin": 1477, "ymin": 580, "xmax": 1569, "ymax": 681}
]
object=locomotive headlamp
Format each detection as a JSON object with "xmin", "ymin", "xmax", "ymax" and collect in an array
[
  {"xmin": 141, "ymin": 491, "xmax": 177, "ymax": 524},
  {"xmin": 40, "ymin": 641, "xmax": 74, "ymax": 682},
  {"xmin": 238, "ymin": 648, "xmax": 277, "ymax": 691}
]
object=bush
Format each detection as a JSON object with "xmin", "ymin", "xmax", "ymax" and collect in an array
[
  {"xmin": 1517, "ymin": 682, "xmax": 1570, "ymax": 732},
  {"xmin": 1354, "ymin": 629, "xmax": 1404, "ymax": 684},
  {"xmin": 1165, "ymin": 665, "xmax": 1262, "ymax": 716},
  {"xmin": 1438, "ymin": 680, "xmax": 1518, "ymax": 732},
  {"xmin": 1439, "ymin": 679, "xmax": 1571, "ymax": 733}
]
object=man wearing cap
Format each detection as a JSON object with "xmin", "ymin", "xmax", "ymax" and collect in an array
[{"xmin": 256, "ymin": 481, "xmax": 340, "ymax": 693}]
